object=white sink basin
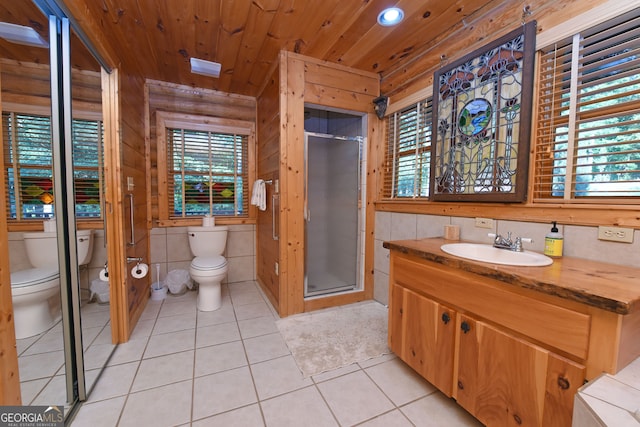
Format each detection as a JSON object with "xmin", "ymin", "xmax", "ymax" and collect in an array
[{"xmin": 441, "ymin": 243, "xmax": 553, "ymax": 267}]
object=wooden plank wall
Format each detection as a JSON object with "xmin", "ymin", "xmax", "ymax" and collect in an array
[
  {"xmin": 0, "ymin": 62, "xmax": 21, "ymax": 405},
  {"xmin": 101, "ymin": 68, "xmax": 149, "ymax": 342},
  {"xmin": 375, "ymin": 0, "xmax": 640, "ymax": 229},
  {"xmin": 120, "ymin": 72, "xmax": 149, "ymax": 340},
  {"xmin": 271, "ymin": 52, "xmax": 380, "ymax": 316},
  {"xmin": 0, "ymin": 59, "xmax": 101, "ymax": 110},
  {"xmin": 255, "ymin": 61, "xmax": 281, "ymax": 311},
  {"xmin": 145, "ymin": 80, "xmax": 257, "ymax": 225}
]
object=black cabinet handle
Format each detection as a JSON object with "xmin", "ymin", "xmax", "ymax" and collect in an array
[
  {"xmin": 441, "ymin": 312, "xmax": 451, "ymax": 324},
  {"xmin": 557, "ymin": 376, "xmax": 570, "ymax": 390},
  {"xmin": 461, "ymin": 321, "xmax": 471, "ymax": 334}
]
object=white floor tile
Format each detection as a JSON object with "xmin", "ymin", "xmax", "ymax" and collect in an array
[
  {"xmin": 106, "ymin": 339, "xmax": 147, "ymax": 366},
  {"xmin": 234, "ymin": 301, "xmax": 273, "ymax": 321},
  {"xmin": 143, "ymin": 329, "xmax": 195, "ymax": 359},
  {"xmin": 118, "ymin": 380, "xmax": 192, "ymax": 427},
  {"xmin": 30, "ymin": 374, "xmax": 67, "ymax": 406},
  {"xmin": 86, "ymin": 362, "xmax": 138, "ymax": 403},
  {"xmin": 131, "ymin": 350, "xmax": 194, "ymax": 392},
  {"xmin": 196, "ymin": 321, "xmax": 240, "ymax": 348},
  {"xmin": 191, "ymin": 403, "xmax": 264, "ymax": 427},
  {"xmin": 238, "ymin": 316, "xmax": 279, "ymax": 339},
  {"xmin": 152, "ymin": 311, "xmax": 196, "ymax": 335},
  {"xmin": 243, "ymin": 333, "xmax": 290, "ymax": 364},
  {"xmin": 365, "ymin": 358, "xmax": 436, "ymax": 406},
  {"xmin": 71, "ymin": 396, "xmax": 126, "ymax": 427},
  {"xmin": 18, "ymin": 350, "xmax": 65, "ymax": 382},
  {"xmin": 20, "ymin": 378, "xmax": 49, "ymax": 405},
  {"xmin": 261, "ymin": 386, "xmax": 338, "ymax": 427},
  {"xmin": 317, "ymin": 370, "xmax": 394, "ymax": 426},
  {"xmin": 251, "ymin": 355, "xmax": 313, "ymax": 400},
  {"xmin": 192, "ymin": 366, "xmax": 257, "ymax": 420},
  {"xmin": 159, "ymin": 300, "xmax": 196, "ymax": 318},
  {"xmin": 196, "ymin": 303, "xmax": 236, "ymax": 327},
  {"xmin": 401, "ymin": 392, "xmax": 484, "ymax": 427},
  {"xmin": 194, "ymin": 341, "xmax": 247, "ymax": 377},
  {"xmin": 358, "ymin": 409, "xmax": 414, "ymax": 427}
]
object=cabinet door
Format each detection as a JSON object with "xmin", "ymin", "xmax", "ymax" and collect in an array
[
  {"xmin": 389, "ymin": 284, "xmax": 456, "ymax": 395},
  {"xmin": 456, "ymin": 315, "xmax": 585, "ymax": 427}
]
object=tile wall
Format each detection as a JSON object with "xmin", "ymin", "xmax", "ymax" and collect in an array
[
  {"xmin": 150, "ymin": 224, "xmax": 256, "ymax": 286},
  {"xmin": 373, "ymin": 212, "xmax": 640, "ymax": 306}
]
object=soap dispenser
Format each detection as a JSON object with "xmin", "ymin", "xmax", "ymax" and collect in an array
[{"xmin": 544, "ymin": 221, "xmax": 563, "ymax": 258}]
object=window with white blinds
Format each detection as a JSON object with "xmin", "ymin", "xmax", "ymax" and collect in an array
[
  {"xmin": 167, "ymin": 127, "xmax": 248, "ymax": 217},
  {"xmin": 382, "ymin": 98, "xmax": 432, "ymax": 199},
  {"xmin": 534, "ymin": 9, "xmax": 640, "ymax": 201},
  {"xmin": 2, "ymin": 112, "xmax": 103, "ymax": 220}
]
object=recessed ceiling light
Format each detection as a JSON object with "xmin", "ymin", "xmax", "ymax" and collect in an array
[
  {"xmin": 190, "ymin": 57, "xmax": 221, "ymax": 78},
  {"xmin": 377, "ymin": 7, "xmax": 404, "ymax": 26},
  {"xmin": 0, "ymin": 22, "xmax": 48, "ymax": 48}
]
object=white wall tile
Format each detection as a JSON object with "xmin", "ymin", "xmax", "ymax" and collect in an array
[
  {"xmin": 375, "ymin": 212, "xmax": 391, "ymax": 242},
  {"xmin": 390, "ymin": 213, "xmax": 417, "ymax": 240},
  {"xmin": 416, "ymin": 215, "xmax": 451, "ymax": 239}
]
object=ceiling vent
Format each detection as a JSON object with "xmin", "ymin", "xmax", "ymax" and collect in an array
[
  {"xmin": 190, "ymin": 57, "xmax": 221, "ymax": 78},
  {"xmin": 0, "ymin": 22, "xmax": 48, "ymax": 48}
]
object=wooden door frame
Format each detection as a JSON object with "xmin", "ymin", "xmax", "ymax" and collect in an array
[{"xmin": 0, "ymin": 63, "xmax": 21, "ymax": 405}]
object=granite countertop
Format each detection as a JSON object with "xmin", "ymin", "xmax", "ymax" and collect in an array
[{"xmin": 383, "ymin": 238, "xmax": 640, "ymax": 315}]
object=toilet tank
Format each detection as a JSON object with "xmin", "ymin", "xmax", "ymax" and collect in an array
[
  {"xmin": 23, "ymin": 230, "xmax": 95, "ymax": 268},
  {"xmin": 76, "ymin": 230, "xmax": 94, "ymax": 266},
  {"xmin": 187, "ymin": 226, "xmax": 228, "ymax": 257},
  {"xmin": 23, "ymin": 232, "xmax": 58, "ymax": 268}
]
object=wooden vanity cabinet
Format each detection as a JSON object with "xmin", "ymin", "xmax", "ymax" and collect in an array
[
  {"xmin": 455, "ymin": 314, "xmax": 585, "ymax": 427},
  {"xmin": 388, "ymin": 251, "xmax": 589, "ymax": 427},
  {"xmin": 389, "ymin": 284, "xmax": 456, "ymax": 394}
]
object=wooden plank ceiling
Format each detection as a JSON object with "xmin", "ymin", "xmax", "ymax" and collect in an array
[{"xmin": 2, "ymin": 0, "xmax": 535, "ymax": 98}]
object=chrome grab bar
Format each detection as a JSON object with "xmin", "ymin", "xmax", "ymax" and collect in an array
[
  {"xmin": 272, "ymin": 193, "xmax": 279, "ymax": 241},
  {"xmin": 127, "ymin": 194, "xmax": 135, "ymax": 246}
]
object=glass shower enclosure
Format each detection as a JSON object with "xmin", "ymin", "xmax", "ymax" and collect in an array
[{"xmin": 304, "ymin": 132, "xmax": 361, "ymax": 297}]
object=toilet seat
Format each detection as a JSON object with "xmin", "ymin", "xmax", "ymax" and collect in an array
[
  {"xmin": 11, "ymin": 267, "xmax": 59, "ymax": 288},
  {"xmin": 191, "ymin": 255, "xmax": 227, "ymax": 271}
]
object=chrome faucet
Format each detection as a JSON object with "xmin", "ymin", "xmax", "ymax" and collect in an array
[{"xmin": 489, "ymin": 232, "xmax": 532, "ymax": 252}]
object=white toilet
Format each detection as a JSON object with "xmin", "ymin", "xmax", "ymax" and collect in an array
[
  {"xmin": 10, "ymin": 229, "xmax": 94, "ymax": 339},
  {"xmin": 187, "ymin": 225, "xmax": 228, "ymax": 311}
]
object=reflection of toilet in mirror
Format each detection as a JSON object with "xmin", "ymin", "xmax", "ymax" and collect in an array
[
  {"xmin": 188, "ymin": 225, "xmax": 228, "ymax": 311},
  {"xmin": 10, "ymin": 229, "xmax": 94, "ymax": 339}
]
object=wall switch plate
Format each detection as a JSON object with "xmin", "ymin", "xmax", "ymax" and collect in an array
[
  {"xmin": 475, "ymin": 217, "xmax": 494, "ymax": 229},
  {"xmin": 274, "ymin": 262, "xmax": 279, "ymax": 275},
  {"xmin": 598, "ymin": 226, "xmax": 634, "ymax": 243}
]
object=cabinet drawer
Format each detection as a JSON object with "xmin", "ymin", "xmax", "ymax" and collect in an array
[{"xmin": 393, "ymin": 255, "xmax": 591, "ymax": 359}]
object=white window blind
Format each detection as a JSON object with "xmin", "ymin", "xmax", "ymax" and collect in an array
[
  {"xmin": 382, "ymin": 98, "xmax": 432, "ymax": 199},
  {"xmin": 167, "ymin": 127, "xmax": 248, "ymax": 217},
  {"xmin": 2, "ymin": 112, "xmax": 103, "ymax": 220},
  {"xmin": 534, "ymin": 9, "xmax": 640, "ymax": 201}
]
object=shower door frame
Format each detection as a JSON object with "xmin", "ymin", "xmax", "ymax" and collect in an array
[{"xmin": 303, "ymin": 131, "xmax": 364, "ymax": 298}]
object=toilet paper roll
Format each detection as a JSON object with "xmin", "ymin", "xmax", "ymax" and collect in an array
[
  {"xmin": 99, "ymin": 268, "xmax": 109, "ymax": 281},
  {"xmin": 202, "ymin": 215, "xmax": 215, "ymax": 227},
  {"xmin": 131, "ymin": 263, "xmax": 149, "ymax": 279}
]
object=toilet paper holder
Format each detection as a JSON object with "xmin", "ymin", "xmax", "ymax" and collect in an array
[{"xmin": 126, "ymin": 257, "xmax": 143, "ymax": 263}]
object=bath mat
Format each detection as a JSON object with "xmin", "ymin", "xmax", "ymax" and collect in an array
[{"xmin": 276, "ymin": 301, "xmax": 390, "ymax": 377}]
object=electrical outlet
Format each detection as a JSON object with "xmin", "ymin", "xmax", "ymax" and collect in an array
[
  {"xmin": 475, "ymin": 217, "xmax": 494, "ymax": 229},
  {"xmin": 598, "ymin": 226, "xmax": 634, "ymax": 243}
]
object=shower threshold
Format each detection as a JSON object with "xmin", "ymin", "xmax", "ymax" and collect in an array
[{"xmin": 304, "ymin": 284, "xmax": 356, "ymax": 298}]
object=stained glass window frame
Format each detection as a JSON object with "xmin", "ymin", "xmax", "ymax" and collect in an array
[{"xmin": 430, "ymin": 21, "xmax": 537, "ymax": 202}]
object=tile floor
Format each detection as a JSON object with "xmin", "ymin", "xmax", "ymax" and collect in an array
[
  {"xmin": 70, "ymin": 281, "xmax": 483, "ymax": 426},
  {"xmin": 17, "ymin": 299, "xmax": 114, "ymax": 407}
]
